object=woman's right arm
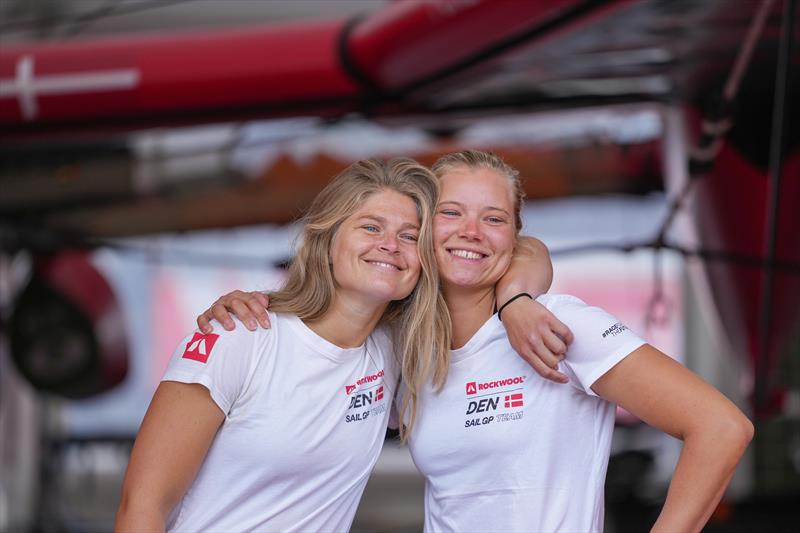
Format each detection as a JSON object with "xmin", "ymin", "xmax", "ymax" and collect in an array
[
  {"xmin": 115, "ymin": 381, "xmax": 225, "ymax": 532},
  {"xmin": 592, "ymin": 345, "xmax": 753, "ymax": 533}
]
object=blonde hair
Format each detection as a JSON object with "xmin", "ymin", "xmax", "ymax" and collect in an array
[
  {"xmin": 432, "ymin": 149, "xmax": 525, "ymax": 234},
  {"xmin": 268, "ymin": 158, "xmax": 450, "ymax": 442}
]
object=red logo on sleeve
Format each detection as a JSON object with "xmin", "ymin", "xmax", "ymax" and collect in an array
[
  {"xmin": 466, "ymin": 382, "xmax": 477, "ymax": 395},
  {"xmin": 345, "ymin": 384, "xmax": 357, "ymax": 395},
  {"xmin": 182, "ymin": 332, "xmax": 219, "ymax": 363}
]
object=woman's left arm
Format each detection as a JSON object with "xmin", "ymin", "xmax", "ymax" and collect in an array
[
  {"xmin": 496, "ymin": 236, "xmax": 553, "ymax": 303},
  {"xmin": 592, "ymin": 344, "xmax": 754, "ymax": 533},
  {"xmin": 496, "ymin": 236, "xmax": 574, "ymax": 383}
]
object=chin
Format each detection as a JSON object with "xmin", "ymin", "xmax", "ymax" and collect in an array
[
  {"xmin": 445, "ymin": 276, "xmax": 481, "ymax": 289},
  {"xmin": 365, "ymin": 283, "xmax": 413, "ymax": 304}
]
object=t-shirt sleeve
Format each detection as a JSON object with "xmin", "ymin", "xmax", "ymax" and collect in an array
[
  {"xmin": 161, "ymin": 320, "xmax": 259, "ymax": 415},
  {"xmin": 545, "ymin": 295, "xmax": 647, "ymax": 397}
]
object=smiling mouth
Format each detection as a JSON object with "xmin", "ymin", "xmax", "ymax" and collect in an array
[
  {"xmin": 448, "ymin": 249, "xmax": 486, "ymax": 260},
  {"xmin": 365, "ymin": 260, "xmax": 402, "ymax": 271}
]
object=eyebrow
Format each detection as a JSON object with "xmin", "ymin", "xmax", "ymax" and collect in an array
[
  {"xmin": 357, "ymin": 214, "xmax": 419, "ymax": 230},
  {"xmin": 437, "ymin": 200, "xmax": 511, "ymax": 215}
]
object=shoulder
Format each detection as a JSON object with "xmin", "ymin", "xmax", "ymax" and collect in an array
[
  {"xmin": 206, "ymin": 315, "xmax": 274, "ymax": 347},
  {"xmin": 178, "ymin": 313, "xmax": 282, "ymax": 364},
  {"xmin": 539, "ymin": 294, "xmax": 646, "ymax": 394},
  {"xmin": 537, "ymin": 293, "xmax": 623, "ymax": 324},
  {"xmin": 536, "ymin": 293, "xmax": 638, "ymax": 340},
  {"xmin": 535, "ymin": 293, "xmax": 593, "ymax": 324},
  {"xmin": 536, "ymin": 293, "xmax": 587, "ymax": 310}
]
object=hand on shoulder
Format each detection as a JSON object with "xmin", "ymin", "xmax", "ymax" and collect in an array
[{"xmin": 197, "ymin": 290, "xmax": 271, "ymax": 333}]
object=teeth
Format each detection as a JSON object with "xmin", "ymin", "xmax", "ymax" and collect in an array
[
  {"xmin": 370, "ymin": 261, "xmax": 399, "ymax": 270},
  {"xmin": 450, "ymin": 249, "xmax": 483, "ymax": 260}
]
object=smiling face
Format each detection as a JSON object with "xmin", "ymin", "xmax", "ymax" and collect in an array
[
  {"xmin": 434, "ymin": 166, "xmax": 517, "ymax": 293},
  {"xmin": 330, "ymin": 188, "xmax": 422, "ymax": 307}
]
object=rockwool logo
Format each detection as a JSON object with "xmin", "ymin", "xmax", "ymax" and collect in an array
[
  {"xmin": 182, "ymin": 332, "xmax": 219, "ymax": 363},
  {"xmin": 466, "ymin": 376, "xmax": 526, "ymax": 395},
  {"xmin": 344, "ymin": 369, "xmax": 385, "ymax": 395}
]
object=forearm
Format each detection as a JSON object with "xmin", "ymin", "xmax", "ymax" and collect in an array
[
  {"xmin": 496, "ymin": 236, "xmax": 553, "ymax": 304},
  {"xmin": 651, "ymin": 419, "xmax": 752, "ymax": 533}
]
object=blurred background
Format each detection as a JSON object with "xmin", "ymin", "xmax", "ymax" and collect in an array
[{"xmin": 0, "ymin": 1, "xmax": 798, "ymax": 531}]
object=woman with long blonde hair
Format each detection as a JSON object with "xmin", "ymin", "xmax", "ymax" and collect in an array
[{"xmin": 117, "ymin": 158, "xmax": 448, "ymax": 532}]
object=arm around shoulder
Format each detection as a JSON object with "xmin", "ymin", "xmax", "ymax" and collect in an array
[
  {"xmin": 592, "ymin": 344, "xmax": 753, "ymax": 533},
  {"xmin": 496, "ymin": 236, "xmax": 553, "ymax": 303},
  {"xmin": 115, "ymin": 381, "xmax": 225, "ymax": 532}
]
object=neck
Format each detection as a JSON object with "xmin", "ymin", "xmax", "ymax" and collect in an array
[
  {"xmin": 443, "ymin": 283, "xmax": 495, "ymax": 349},
  {"xmin": 304, "ymin": 294, "xmax": 387, "ymax": 349}
]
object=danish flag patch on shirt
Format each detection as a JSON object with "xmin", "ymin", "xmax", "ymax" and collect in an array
[
  {"xmin": 504, "ymin": 393, "xmax": 524, "ymax": 408},
  {"xmin": 182, "ymin": 332, "xmax": 219, "ymax": 363}
]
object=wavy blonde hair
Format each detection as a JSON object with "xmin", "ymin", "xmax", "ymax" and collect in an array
[{"xmin": 268, "ymin": 158, "xmax": 450, "ymax": 441}]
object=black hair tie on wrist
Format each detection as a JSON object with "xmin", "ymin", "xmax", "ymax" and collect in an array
[{"xmin": 497, "ymin": 292, "xmax": 533, "ymax": 321}]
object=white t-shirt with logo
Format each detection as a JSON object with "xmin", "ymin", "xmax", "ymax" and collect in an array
[
  {"xmin": 408, "ymin": 294, "xmax": 646, "ymax": 533},
  {"xmin": 161, "ymin": 312, "xmax": 398, "ymax": 532}
]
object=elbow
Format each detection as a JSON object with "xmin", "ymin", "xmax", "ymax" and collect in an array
[
  {"xmin": 706, "ymin": 408, "xmax": 754, "ymax": 460},
  {"xmin": 684, "ymin": 406, "xmax": 753, "ymax": 465},
  {"xmin": 115, "ymin": 488, "xmax": 168, "ymax": 532},
  {"xmin": 725, "ymin": 407, "xmax": 754, "ymax": 452},
  {"xmin": 115, "ymin": 494, "xmax": 133, "ymax": 532},
  {"xmin": 115, "ymin": 490, "xmax": 139, "ymax": 532},
  {"xmin": 737, "ymin": 411, "xmax": 755, "ymax": 450}
]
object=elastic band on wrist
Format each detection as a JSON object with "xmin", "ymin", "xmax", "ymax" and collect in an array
[{"xmin": 497, "ymin": 292, "xmax": 533, "ymax": 321}]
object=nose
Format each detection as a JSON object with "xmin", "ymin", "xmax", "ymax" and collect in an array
[
  {"xmin": 459, "ymin": 217, "xmax": 482, "ymax": 241},
  {"xmin": 379, "ymin": 234, "xmax": 400, "ymax": 253}
]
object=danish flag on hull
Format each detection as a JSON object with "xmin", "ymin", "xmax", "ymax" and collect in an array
[{"xmin": 0, "ymin": 0, "xmax": 601, "ymax": 138}]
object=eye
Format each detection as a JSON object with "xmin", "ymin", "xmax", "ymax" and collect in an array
[
  {"xmin": 400, "ymin": 233, "xmax": 419, "ymax": 243},
  {"xmin": 362, "ymin": 224, "xmax": 380, "ymax": 233},
  {"xmin": 439, "ymin": 209, "xmax": 460, "ymax": 217},
  {"xmin": 486, "ymin": 216, "xmax": 506, "ymax": 224}
]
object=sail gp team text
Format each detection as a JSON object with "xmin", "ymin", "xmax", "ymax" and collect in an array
[
  {"xmin": 465, "ymin": 409, "xmax": 524, "ymax": 427},
  {"xmin": 346, "ymin": 402, "xmax": 386, "ymax": 422}
]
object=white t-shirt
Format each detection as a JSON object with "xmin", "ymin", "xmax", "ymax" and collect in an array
[
  {"xmin": 408, "ymin": 294, "xmax": 646, "ymax": 533},
  {"xmin": 161, "ymin": 312, "xmax": 399, "ymax": 532}
]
